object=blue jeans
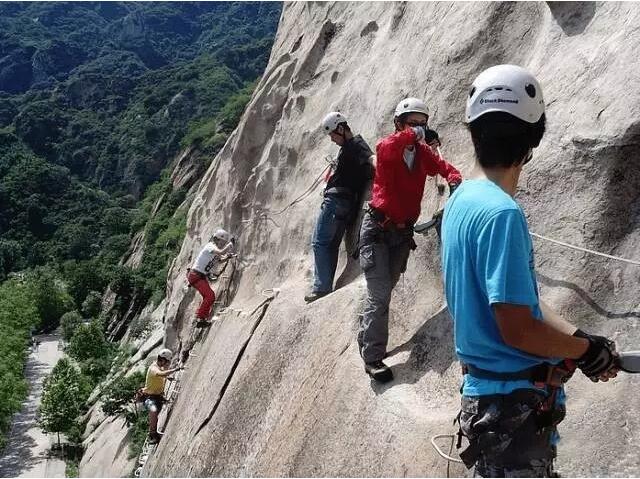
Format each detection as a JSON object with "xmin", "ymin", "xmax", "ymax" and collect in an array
[{"xmin": 312, "ymin": 195, "xmax": 352, "ymax": 293}]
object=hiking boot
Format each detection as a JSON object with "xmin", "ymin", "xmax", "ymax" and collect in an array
[
  {"xmin": 364, "ymin": 360, "xmax": 393, "ymax": 383},
  {"xmin": 195, "ymin": 315, "xmax": 220, "ymax": 328},
  {"xmin": 148, "ymin": 432, "xmax": 162, "ymax": 444},
  {"xmin": 195, "ymin": 318, "xmax": 212, "ymax": 328},
  {"xmin": 304, "ymin": 291, "xmax": 328, "ymax": 303}
]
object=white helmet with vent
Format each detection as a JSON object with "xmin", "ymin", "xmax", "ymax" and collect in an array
[
  {"xmin": 394, "ymin": 97, "xmax": 429, "ymax": 118},
  {"xmin": 322, "ymin": 112, "xmax": 347, "ymax": 134},
  {"xmin": 212, "ymin": 229, "xmax": 231, "ymax": 244},
  {"xmin": 158, "ymin": 348, "xmax": 172, "ymax": 361},
  {"xmin": 466, "ymin": 64, "xmax": 544, "ymax": 124}
]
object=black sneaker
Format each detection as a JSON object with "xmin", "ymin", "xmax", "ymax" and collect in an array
[
  {"xmin": 364, "ymin": 360, "xmax": 393, "ymax": 383},
  {"xmin": 304, "ymin": 291, "xmax": 328, "ymax": 303}
]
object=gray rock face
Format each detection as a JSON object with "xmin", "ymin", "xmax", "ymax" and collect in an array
[{"xmin": 135, "ymin": 2, "xmax": 640, "ymax": 476}]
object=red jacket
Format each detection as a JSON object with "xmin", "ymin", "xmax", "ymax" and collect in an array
[{"xmin": 370, "ymin": 129, "xmax": 462, "ymax": 225}]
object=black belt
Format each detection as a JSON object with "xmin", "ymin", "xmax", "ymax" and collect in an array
[
  {"xmin": 324, "ymin": 187, "xmax": 355, "ymax": 199},
  {"xmin": 462, "ymin": 360, "xmax": 576, "ymax": 388},
  {"xmin": 461, "ymin": 362, "xmax": 549, "ymax": 383}
]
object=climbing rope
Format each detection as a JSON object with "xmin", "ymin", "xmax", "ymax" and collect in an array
[
  {"xmin": 430, "ymin": 433, "xmax": 463, "ymax": 478},
  {"xmin": 237, "ymin": 156, "xmax": 334, "ymax": 237},
  {"xmin": 530, "ymin": 232, "xmax": 640, "ymax": 266},
  {"xmin": 269, "ymin": 162, "xmax": 332, "ymax": 217}
]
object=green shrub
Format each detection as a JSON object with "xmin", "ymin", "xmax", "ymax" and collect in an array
[
  {"xmin": 65, "ymin": 459, "xmax": 79, "ymax": 478},
  {"xmin": 128, "ymin": 411, "xmax": 150, "ymax": 459},
  {"xmin": 60, "ymin": 311, "xmax": 83, "ymax": 342},
  {"xmin": 81, "ymin": 291, "xmax": 102, "ymax": 318}
]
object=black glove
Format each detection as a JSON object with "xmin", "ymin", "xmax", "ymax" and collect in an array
[
  {"xmin": 574, "ymin": 329, "xmax": 617, "ymax": 380},
  {"xmin": 424, "ymin": 128, "xmax": 440, "ymax": 146},
  {"xmin": 448, "ymin": 182, "xmax": 460, "ymax": 196}
]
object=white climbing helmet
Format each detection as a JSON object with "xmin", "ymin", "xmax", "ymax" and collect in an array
[
  {"xmin": 466, "ymin": 64, "xmax": 545, "ymax": 124},
  {"xmin": 394, "ymin": 97, "xmax": 429, "ymax": 119},
  {"xmin": 212, "ymin": 228, "xmax": 231, "ymax": 244},
  {"xmin": 321, "ymin": 112, "xmax": 347, "ymax": 134},
  {"xmin": 158, "ymin": 348, "xmax": 172, "ymax": 361}
]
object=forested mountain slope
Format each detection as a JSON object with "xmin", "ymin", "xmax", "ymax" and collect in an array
[{"xmin": 0, "ymin": 0, "xmax": 281, "ymax": 458}]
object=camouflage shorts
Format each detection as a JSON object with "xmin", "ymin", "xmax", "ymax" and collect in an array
[{"xmin": 458, "ymin": 389, "xmax": 563, "ymax": 478}]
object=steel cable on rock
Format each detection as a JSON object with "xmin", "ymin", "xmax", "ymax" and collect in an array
[{"xmin": 530, "ymin": 232, "xmax": 640, "ymax": 266}]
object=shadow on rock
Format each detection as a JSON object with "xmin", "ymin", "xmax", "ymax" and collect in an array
[
  {"xmin": 594, "ymin": 121, "xmax": 640, "ymax": 246},
  {"xmin": 538, "ymin": 272, "xmax": 640, "ymax": 320},
  {"xmin": 334, "ymin": 257, "xmax": 361, "ymax": 290},
  {"xmin": 372, "ymin": 307, "xmax": 457, "ymax": 394},
  {"xmin": 547, "ymin": 2, "xmax": 596, "ymax": 36}
]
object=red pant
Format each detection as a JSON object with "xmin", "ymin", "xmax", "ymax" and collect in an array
[{"xmin": 187, "ymin": 270, "xmax": 215, "ymax": 319}]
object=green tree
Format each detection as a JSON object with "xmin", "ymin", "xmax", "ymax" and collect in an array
[
  {"xmin": 67, "ymin": 320, "xmax": 111, "ymax": 363},
  {"xmin": 101, "ymin": 371, "xmax": 145, "ymax": 424},
  {"xmin": 66, "ymin": 320, "xmax": 114, "ymax": 385},
  {"xmin": 60, "ymin": 311, "xmax": 83, "ymax": 342},
  {"xmin": 0, "ymin": 278, "xmax": 39, "ymax": 448},
  {"xmin": 27, "ymin": 267, "xmax": 73, "ymax": 332},
  {"xmin": 38, "ymin": 358, "xmax": 89, "ymax": 447},
  {"xmin": 62, "ymin": 260, "xmax": 111, "ymax": 309}
]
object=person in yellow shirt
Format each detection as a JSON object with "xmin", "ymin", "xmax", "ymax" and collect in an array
[{"xmin": 143, "ymin": 348, "xmax": 181, "ymax": 443}]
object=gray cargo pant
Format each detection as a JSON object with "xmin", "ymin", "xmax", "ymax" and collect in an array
[{"xmin": 357, "ymin": 211, "xmax": 413, "ymax": 363}]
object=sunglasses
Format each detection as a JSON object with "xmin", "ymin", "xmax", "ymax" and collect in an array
[{"xmin": 405, "ymin": 121, "xmax": 428, "ymax": 128}]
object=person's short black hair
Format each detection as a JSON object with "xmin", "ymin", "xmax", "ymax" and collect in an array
[
  {"xmin": 468, "ymin": 112, "xmax": 546, "ymax": 168},
  {"xmin": 337, "ymin": 121, "xmax": 351, "ymax": 133}
]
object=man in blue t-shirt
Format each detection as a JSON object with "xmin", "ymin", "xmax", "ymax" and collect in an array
[{"xmin": 442, "ymin": 65, "xmax": 619, "ymax": 477}]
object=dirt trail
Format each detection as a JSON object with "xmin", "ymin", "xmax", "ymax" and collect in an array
[{"xmin": 0, "ymin": 333, "xmax": 66, "ymax": 478}]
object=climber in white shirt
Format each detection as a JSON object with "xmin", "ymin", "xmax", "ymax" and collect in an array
[{"xmin": 187, "ymin": 228, "xmax": 235, "ymax": 326}]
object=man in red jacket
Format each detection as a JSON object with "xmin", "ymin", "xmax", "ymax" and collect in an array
[{"xmin": 358, "ymin": 97, "xmax": 462, "ymax": 382}]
